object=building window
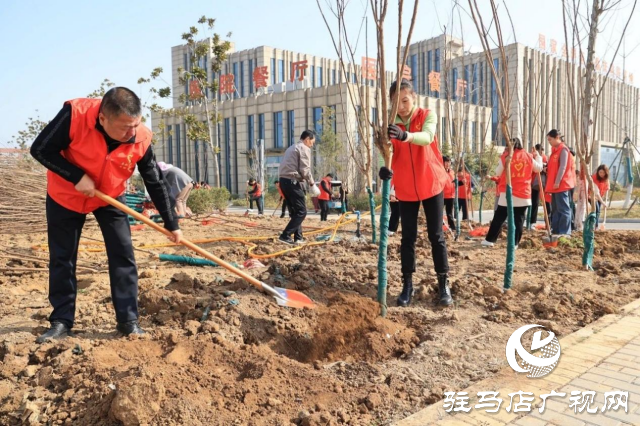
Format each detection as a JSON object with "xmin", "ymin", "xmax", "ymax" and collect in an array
[
  {"xmin": 167, "ymin": 125, "xmax": 173, "ymax": 163},
  {"xmin": 352, "ymin": 72, "xmax": 357, "ymax": 84},
  {"xmin": 313, "ymin": 107, "xmax": 323, "ymax": 142},
  {"xmin": 274, "ymin": 112, "xmax": 283, "ymax": 148},
  {"xmin": 318, "ymin": 66, "xmax": 323, "ymax": 87},
  {"xmin": 464, "ymin": 65, "xmax": 470, "ymax": 101},
  {"xmin": 479, "ymin": 62, "xmax": 485, "ymax": 106},
  {"xmin": 258, "ymin": 113, "xmax": 265, "ymax": 142},
  {"xmin": 411, "ymin": 54, "xmax": 418, "ymax": 86},
  {"xmin": 491, "ymin": 58, "xmax": 499, "ymax": 143},
  {"xmin": 420, "ymin": 52, "xmax": 426, "ymax": 95},
  {"xmin": 332, "ymin": 69, "xmax": 336, "ymax": 85},
  {"xmin": 248, "ymin": 115, "xmax": 254, "ymax": 150},
  {"xmin": 329, "ymin": 105, "xmax": 337, "ymax": 132},
  {"xmin": 224, "ymin": 118, "xmax": 231, "ymax": 191},
  {"xmin": 452, "ymin": 68, "xmax": 458, "ymax": 100},
  {"xmin": 232, "ymin": 62, "xmax": 239, "ymax": 99},
  {"xmin": 175, "ymin": 124, "xmax": 181, "ymax": 168},
  {"xmin": 183, "ymin": 54, "xmax": 189, "ymax": 101},
  {"xmin": 311, "ymin": 65, "xmax": 316, "ymax": 87},
  {"xmin": 472, "ymin": 63, "xmax": 478, "ymax": 105},
  {"xmin": 434, "ymin": 48, "xmax": 441, "ymax": 72},
  {"xmin": 271, "ymin": 58, "xmax": 276, "ymax": 85},
  {"xmin": 427, "ymin": 50, "xmax": 433, "ymax": 96},
  {"xmin": 441, "ymin": 117, "xmax": 448, "ymax": 143},
  {"xmin": 249, "ymin": 59, "xmax": 254, "ymax": 94},
  {"xmin": 240, "ymin": 61, "xmax": 245, "ymax": 97},
  {"xmin": 278, "ymin": 59, "xmax": 284, "ymax": 83},
  {"xmin": 471, "ymin": 121, "xmax": 478, "ymax": 152},
  {"xmin": 287, "ymin": 110, "xmax": 295, "ymax": 146}
]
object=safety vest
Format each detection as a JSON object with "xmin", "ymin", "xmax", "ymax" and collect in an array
[
  {"xmin": 318, "ymin": 177, "xmax": 332, "ymax": 201},
  {"xmin": 47, "ymin": 98, "xmax": 151, "ymax": 214},
  {"xmin": 390, "ymin": 108, "xmax": 449, "ymax": 201},
  {"xmin": 546, "ymin": 143, "xmax": 575, "ymax": 193},
  {"xmin": 457, "ymin": 172, "xmax": 472, "ymax": 200},
  {"xmin": 249, "ymin": 183, "xmax": 262, "ymax": 198},
  {"xmin": 531, "ymin": 154, "xmax": 547, "ymax": 181},
  {"xmin": 443, "ymin": 169, "xmax": 456, "ymax": 199},
  {"xmin": 592, "ymin": 173, "xmax": 609, "ymax": 199},
  {"xmin": 497, "ymin": 149, "xmax": 534, "ymax": 199}
]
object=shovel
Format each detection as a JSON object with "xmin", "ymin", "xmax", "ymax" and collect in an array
[
  {"xmin": 538, "ymin": 175, "xmax": 556, "ymax": 248},
  {"xmin": 95, "ymin": 190, "xmax": 315, "ymax": 309}
]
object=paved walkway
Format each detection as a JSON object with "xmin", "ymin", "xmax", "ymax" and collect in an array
[{"xmin": 396, "ymin": 298, "xmax": 640, "ymax": 426}]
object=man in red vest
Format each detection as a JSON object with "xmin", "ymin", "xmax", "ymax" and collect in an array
[
  {"xmin": 317, "ymin": 173, "xmax": 334, "ymax": 221},
  {"xmin": 30, "ymin": 87, "xmax": 182, "ymax": 343},
  {"xmin": 545, "ymin": 129, "xmax": 575, "ymax": 236}
]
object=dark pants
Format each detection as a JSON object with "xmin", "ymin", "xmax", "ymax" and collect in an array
[
  {"xmin": 530, "ymin": 189, "xmax": 540, "ymax": 224},
  {"xmin": 46, "ymin": 195, "xmax": 138, "ymax": 328},
  {"xmin": 389, "ymin": 201, "xmax": 400, "ymax": 232},
  {"xmin": 443, "ymin": 198, "xmax": 456, "ymax": 230},
  {"xmin": 249, "ymin": 196, "xmax": 263, "ymax": 214},
  {"xmin": 319, "ymin": 199, "xmax": 329, "ymax": 221},
  {"xmin": 279, "ymin": 178, "xmax": 306, "ymax": 240},
  {"xmin": 458, "ymin": 198, "xmax": 469, "ymax": 220},
  {"xmin": 595, "ymin": 200, "xmax": 602, "ymax": 229},
  {"xmin": 399, "ymin": 192, "xmax": 449, "ymax": 275},
  {"xmin": 280, "ymin": 197, "xmax": 289, "ymax": 217},
  {"xmin": 485, "ymin": 205, "xmax": 528, "ymax": 245}
]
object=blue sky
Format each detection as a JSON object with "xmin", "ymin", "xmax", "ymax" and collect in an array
[{"xmin": 1, "ymin": 0, "xmax": 638, "ymax": 146}]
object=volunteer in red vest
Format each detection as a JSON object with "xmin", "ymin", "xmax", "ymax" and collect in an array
[
  {"xmin": 545, "ymin": 129, "xmax": 576, "ymax": 236},
  {"xmin": 30, "ymin": 87, "xmax": 182, "ymax": 343},
  {"xmin": 593, "ymin": 164, "xmax": 610, "ymax": 230},
  {"xmin": 318, "ymin": 173, "xmax": 334, "ymax": 221},
  {"xmin": 482, "ymin": 138, "xmax": 543, "ymax": 247},
  {"xmin": 442, "ymin": 156, "xmax": 456, "ymax": 231},
  {"xmin": 379, "ymin": 79, "xmax": 452, "ymax": 307},
  {"xmin": 247, "ymin": 178, "xmax": 264, "ymax": 215},
  {"xmin": 529, "ymin": 143, "xmax": 548, "ymax": 225},
  {"xmin": 457, "ymin": 168, "xmax": 472, "ymax": 220}
]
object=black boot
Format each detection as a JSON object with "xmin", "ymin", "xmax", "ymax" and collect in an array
[
  {"xmin": 437, "ymin": 273, "xmax": 453, "ymax": 307},
  {"xmin": 36, "ymin": 321, "xmax": 72, "ymax": 343},
  {"xmin": 116, "ymin": 320, "xmax": 145, "ymax": 336},
  {"xmin": 397, "ymin": 273, "xmax": 414, "ymax": 307}
]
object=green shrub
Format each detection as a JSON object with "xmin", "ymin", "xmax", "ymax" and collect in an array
[
  {"xmin": 349, "ymin": 192, "xmax": 381, "ymax": 212},
  {"xmin": 187, "ymin": 187, "xmax": 230, "ymax": 214}
]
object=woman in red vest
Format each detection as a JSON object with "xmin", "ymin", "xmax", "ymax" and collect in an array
[
  {"xmin": 442, "ymin": 156, "xmax": 456, "ymax": 231},
  {"xmin": 482, "ymin": 138, "xmax": 543, "ymax": 247},
  {"xmin": 29, "ymin": 87, "xmax": 182, "ymax": 342},
  {"xmin": 318, "ymin": 173, "xmax": 334, "ymax": 221},
  {"xmin": 247, "ymin": 178, "xmax": 264, "ymax": 215},
  {"xmin": 457, "ymin": 169, "xmax": 473, "ymax": 221},
  {"xmin": 379, "ymin": 79, "xmax": 452, "ymax": 307},
  {"xmin": 545, "ymin": 129, "xmax": 576, "ymax": 236},
  {"xmin": 592, "ymin": 164, "xmax": 610, "ymax": 230}
]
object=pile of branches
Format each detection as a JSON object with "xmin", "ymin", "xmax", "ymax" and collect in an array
[{"xmin": 0, "ymin": 154, "xmax": 47, "ymax": 235}]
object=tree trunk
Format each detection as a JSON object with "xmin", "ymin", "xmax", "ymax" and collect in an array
[{"xmin": 205, "ymin": 97, "xmax": 221, "ymax": 188}]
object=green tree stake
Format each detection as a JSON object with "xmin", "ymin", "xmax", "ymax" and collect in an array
[
  {"xmin": 525, "ymin": 205, "xmax": 531, "ymax": 230},
  {"xmin": 367, "ymin": 186, "xmax": 377, "ymax": 244},
  {"xmin": 582, "ymin": 212, "xmax": 596, "ymax": 271},
  {"xmin": 503, "ymin": 185, "xmax": 515, "ymax": 290},
  {"xmin": 377, "ymin": 178, "xmax": 391, "ymax": 317}
]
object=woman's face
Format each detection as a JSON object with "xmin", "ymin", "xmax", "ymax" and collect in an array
[
  {"xmin": 396, "ymin": 88, "xmax": 415, "ymax": 119},
  {"xmin": 598, "ymin": 169, "xmax": 606, "ymax": 179},
  {"xmin": 547, "ymin": 135, "xmax": 560, "ymax": 147},
  {"xmin": 444, "ymin": 160, "xmax": 450, "ymax": 169}
]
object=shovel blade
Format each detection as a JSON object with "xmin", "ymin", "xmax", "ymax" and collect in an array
[{"xmin": 272, "ymin": 286, "xmax": 316, "ymax": 309}]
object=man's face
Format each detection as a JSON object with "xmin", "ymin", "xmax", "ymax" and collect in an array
[
  {"xmin": 99, "ymin": 112, "xmax": 142, "ymax": 142},
  {"xmin": 304, "ymin": 137, "xmax": 316, "ymax": 148}
]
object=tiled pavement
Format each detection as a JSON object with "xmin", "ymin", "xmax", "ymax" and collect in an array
[{"xmin": 396, "ymin": 299, "xmax": 640, "ymax": 426}]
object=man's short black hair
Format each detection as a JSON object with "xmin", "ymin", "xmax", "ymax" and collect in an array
[
  {"xmin": 300, "ymin": 130, "xmax": 316, "ymax": 141},
  {"xmin": 100, "ymin": 87, "xmax": 142, "ymax": 118}
]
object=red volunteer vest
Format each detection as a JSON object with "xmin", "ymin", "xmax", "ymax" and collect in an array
[
  {"xmin": 390, "ymin": 108, "xmax": 449, "ymax": 201},
  {"xmin": 277, "ymin": 186, "xmax": 284, "ymax": 198},
  {"xmin": 443, "ymin": 169, "xmax": 455, "ymax": 199},
  {"xmin": 592, "ymin": 173, "xmax": 609, "ymax": 198},
  {"xmin": 250, "ymin": 183, "xmax": 262, "ymax": 198},
  {"xmin": 47, "ymin": 98, "xmax": 152, "ymax": 213},
  {"xmin": 318, "ymin": 177, "xmax": 332, "ymax": 201},
  {"xmin": 546, "ymin": 143, "xmax": 575, "ymax": 193},
  {"xmin": 497, "ymin": 149, "xmax": 534, "ymax": 199},
  {"xmin": 457, "ymin": 172, "xmax": 472, "ymax": 200}
]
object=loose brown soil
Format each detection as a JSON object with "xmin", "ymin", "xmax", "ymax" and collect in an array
[{"xmin": 1, "ymin": 213, "xmax": 640, "ymax": 425}]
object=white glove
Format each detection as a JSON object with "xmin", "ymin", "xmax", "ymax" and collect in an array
[{"xmin": 309, "ymin": 184, "xmax": 321, "ymax": 197}]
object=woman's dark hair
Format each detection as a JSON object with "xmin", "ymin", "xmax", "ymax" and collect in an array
[
  {"xmin": 442, "ymin": 155, "xmax": 451, "ymax": 162},
  {"xmin": 596, "ymin": 164, "xmax": 610, "ymax": 181},
  {"xmin": 534, "ymin": 143, "xmax": 542, "ymax": 152},
  {"xmin": 389, "ymin": 79, "xmax": 414, "ymax": 98},
  {"xmin": 547, "ymin": 129, "xmax": 565, "ymax": 141},
  {"xmin": 511, "ymin": 138, "xmax": 523, "ymax": 150},
  {"xmin": 248, "ymin": 178, "xmax": 256, "ymax": 185}
]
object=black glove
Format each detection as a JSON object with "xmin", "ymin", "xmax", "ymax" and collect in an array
[
  {"xmin": 387, "ymin": 124, "xmax": 408, "ymax": 141},
  {"xmin": 379, "ymin": 167, "xmax": 393, "ymax": 181}
]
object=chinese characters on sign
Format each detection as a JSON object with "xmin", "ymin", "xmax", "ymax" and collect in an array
[
  {"xmin": 443, "ymin": 390, "xmax": 629, "ymax": 415},
  {"xmin": 361, "ymin": 57, "xmax": 377, "ymax": 80},
  {"xmin": 538, "ymin": 34, "xmax": 546, "ymax": 50},
  {"xmin": 290, "ymin": 60, "xmax": 308, "ymax": 82},
  {"xmin": 253, "ymin": 66, "xmax": 269, "ymax": 90},
  {"xmin": 189, "ymin": 80, "xmax": 202, "ymax": 100},
  {"xmin": 428, "ymin": 71, "xmax": 441, "ymax": 93},
  {"xmin": 219, "ymin": 74, "xmax": 235, "ymax": 95},
  {"xmin": 456, "ymin": 79, "xmax": 468, "ymax": 99}
]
